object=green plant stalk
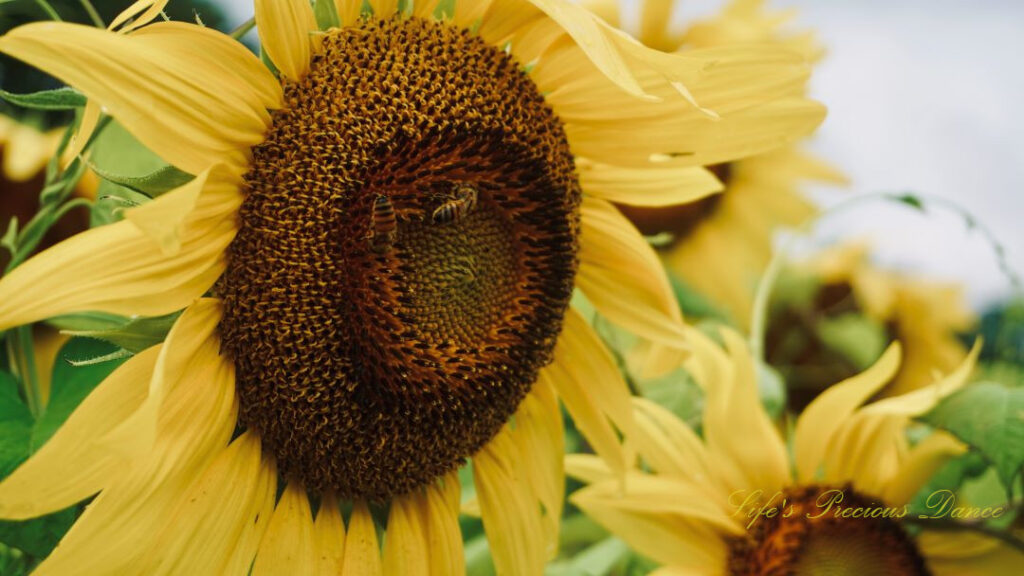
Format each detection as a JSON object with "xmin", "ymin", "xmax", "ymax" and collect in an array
[
  {"xmin": 33, "ymin": 0, "xmax": 63, "ymax": 21},
  {"xmin": 77, "ymin": 0, "xmax": 105, "ymax": 27},
  {"xmin": 230, "ymin": 16, "xmax": 256, "ymax": 39}
]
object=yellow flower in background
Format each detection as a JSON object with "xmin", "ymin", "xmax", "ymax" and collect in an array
[
  {"xmin": 585, "ymin": 0, "xmax": 846, "ymax": 329},
  {"xmin": 768, "ymin": 241, "xmax": 977, "ymax": 410},
  {"xmin": 0, "ymin": 0, "xmax": 824, "ymax": 573},
  {"xmin": 0, "ymin": 114, "xmax": 61, "ymax": 182},
  {"xmin": 569, "ymin": 327, "xmax": 1022, "ymax": 575}
]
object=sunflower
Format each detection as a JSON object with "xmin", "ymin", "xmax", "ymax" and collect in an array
[
  {"xmin": 583, "ymin": 0, "xmax": 846, "ymax": 329},
  {"xmin": 569, "ymin": 326, "xmax": 1023, "ymax": 575},
  {"xmin": 768, "ymin": 241, "xmax": 976, "ymax": 409},
  {"xmin": 0, "ymin": 0, "xmax": 823, "ymax": 572}
]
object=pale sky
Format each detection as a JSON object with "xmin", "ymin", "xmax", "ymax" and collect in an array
[{"xmin": 218, "ymin": 0, "xmax": 1024, "ymax": 308}]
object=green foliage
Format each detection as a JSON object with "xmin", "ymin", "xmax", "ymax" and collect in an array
[
  {"xmin": 86, "ymin": 120, "xmax": 167, "ymax": 226},
  {"xmin": 815, "ymin": 313, "xmax": 888, "ymax": 370},
  {"xmin": 61, "ymin": 312, "xmax": 178, "ymax": 354},
  {"xmin": 87, "ymin": 162, "xmax": 194, "ymax": 199},
  {"xmin": 0, "ymin": 338, "xmax": 126, "ymax": 563},
  {"xmin": 667, "ymin": 272, "xmax": 732, "ymax": 325},
  {"xmin": 0, "ymin": 87, "xmax": 85, "ymax": 111},
  {"xmin": 921, "ymin": 381, "xmax": 1024, "ymax": 495},
  {"xmin": 314, "ymin": 0, "xmax": 341, "ymax": 29},
  {"xmin": 32, "ymin": 338, "xmax": 127, "ymax": 449}
]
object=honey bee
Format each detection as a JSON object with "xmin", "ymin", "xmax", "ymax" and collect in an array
[
  {"xmin": 431, "ymin": 184, "xmax": 478, "ymax": 225},
  {"xmin": 366, "ymin": 194, "xmax": 397, "ymax": 254}
]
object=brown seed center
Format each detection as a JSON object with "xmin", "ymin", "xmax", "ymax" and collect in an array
[{"xmin": 217, "ymin": 15, "xmax": 580, "ymax": 500}]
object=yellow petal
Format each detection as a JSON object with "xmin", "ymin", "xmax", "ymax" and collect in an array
[
  {"xmin": 255, "ymin": 0, "xmax": 318, "ymax": 82},
  {"xmin": 547, "ymin": 307, "xmax": 637, "ymax": 476},
  {"xmin": 794, "ymin": 343, "xmax": 902, "ymax": 482},
  {"xmin": 32, "ymin": 321, "xmax": 238, "ymax": 574},
  {"xmin": 0, "ymin": 166, "xmax": 241, "ymax": 332},
  {"xmin": 313, "ymin": 496, "xmax": 346, "ymax": 576},
  {"xmin": 576, "ymin": 0, "xmax": 621, "ymax": 27},
  {"xmin": 701, "ymin": 329, "xmax": 790, "ymax": 495},
  {"xmin": 382, "ymin": 492, "xmax": 429, "ymax": 576},
  {"xmin": 861, "ymin": 340, "xmax": 981, "ymax": 417},
  {"xmin": 578, "ymin": 158, "xmax": 724, "ymax": 207},
  {"xmin": 334, "ymin": 0, "xmax": 365, "ymax": 25},
  {"xmin": 640, "ymin": 0, "xmax": 675, "ymax": 45},
  {"xmin": 109, "ymin": 0, "xmax": 169, "ymax": 33},
  {"xmin": 564, "ymin": 454, "xmax": 616, "ymax": 486},
  {"xmin": 473, "ymin": 427, "xmax": 546, "ymax": 576},
  {"xmin": 0, "ymin": 22, "xmax": 276, "ymax": 174},
  {"xmin": 145, "ymin": 433, "xmax": 277, "ymax": 575},
  {"xmin": 252, "ymin": 483, "xmax": 318, "ymax": 575},
  {"xmin": 630, "ymin": 397, "xmax": 715, "ymax": 485},
  {"xmin": 0, "ymin": 346, "xmax": 160, "ymax": 520},
  {"xmin": 520, "ymin": 0, "xmax": 702, "ymax": 100},
  {"xmin": 2, "ymin": 121, "xmax": 52, "ymax": 181},
  {"xmin": 341, "ymin": 501, "xmax": 383, "ymax": 576},
  {"xmin": 511, "ymin": 380, "xmax": 564, "ymax": 557},
  {"xmin": 821, "ymin": 412, "xmax": 905, "ymax": 494},
  {"xmin": 882, "ymin": 432, "xmax": 966, "ymax": 507},
  {"xmin": 577, "ymin": 197, "xmax": 688, "ymax": 348},
  {"xmin": 571, "ymin": 479, "xmax": 731, "ymax": 572},
  {"xmin": 124, "ymin": 164, "xmax": 208, "ymax": 255},
  {"xmin": 422, "ymin": 473, "xmax": 465, "ymax": 576},
  {"xmin": 573, "ymin": 474, "xmax": 743, "ymax": 537},
  {"xmin": 64, "ymin": 99, "xmax": 101, "ymax": 166},
  {"xmin": 920, "ymin": 531, "xmax": 1024, "ymax": 576},
  {"xmin": 368, "ymin": 0, "xmax": 399, "ymax": 17},
  {"xmin": 104, "ymin": 300, "xmax": 224, "ymax": 459}
]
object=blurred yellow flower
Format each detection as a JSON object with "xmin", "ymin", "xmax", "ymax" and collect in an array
[
  {"xmin": 768, "ymin": 241, "xmax": 976, "ymax": 409},
  {"xmin": 587, "ymin": 0, "xmax": 845, "ymax": 329},
  {"xmin": 569, "ymin": 327, "xmax": 1022, "ymax": 575}
]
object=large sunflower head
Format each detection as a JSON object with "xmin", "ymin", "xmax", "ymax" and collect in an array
[
  {"xmin": 568, "ymin": 326, "xmax": 1023, "ymax": 575},
  {"xmin": 583, "ymin": 0, "xmax": 846, "ymax": 329},
  {"xmin": 0, "ymin": 0, "xmax": 823, "ymax": 572}
]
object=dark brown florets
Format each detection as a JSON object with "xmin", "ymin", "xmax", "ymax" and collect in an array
[
  {"xmin": 217, "ymin": 15, "xmax": 580, "ymax": 500},
  {"xmin": 728, "ymin": 484, "xmax": 931, "ymax": 576}
]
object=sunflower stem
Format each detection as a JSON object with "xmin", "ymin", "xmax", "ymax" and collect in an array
[
  {"xmin": 11, "ymin": 326, "xmax": 43, "ymax": 419},
  {"xmin": 749, "ymin": 192, "xmax": 1021, "ymax": 364},
  {"xmin": 32, "ymin": 0, "xmax": 63, "ymax": 21},
  {"xmin": 76, "ymin": 0, "xmax": 105, "ymax": 27},
  {"xmin": 230, "ymin": 16, "xmax": 256, "ymax": 40}
]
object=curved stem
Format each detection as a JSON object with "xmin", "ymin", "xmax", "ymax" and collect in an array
[
  {"xmin": 231, "ymin": 16, "xmax": 256, "ymax": 39},
  {"xmin": 77, "ymin": 0, "xmax": 106, "ymax": 28},
  {"xmin": 33, "ymin": 0, "xmax": 63, "ymax": 21}
]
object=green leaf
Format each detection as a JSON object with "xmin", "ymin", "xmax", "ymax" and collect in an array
[
  {"xmin": 920, "ymin": 381, "xmax": 1024, "ymax": 495},
  {"xmin": 1, "ymin": 218, "xmax": 18, "ymax": 257},
  {"xmin": 313, "ymin": 0, "xmax": 340, "ymax": 29},
  {"xmin": 62, "ymin": 312, "xmax": 179, "ymax": 354},
  {"xmin": 668, "ymin": 273, "xmax": 732, "ymax": 324},
  {"xmin": 87, "ymin": 162, "xmax": 194, "ymax": 199},
  {"xmin": 0, "ymin": 373, "xmax": 77, "ymax": 561},
  {"xmin": 0, "ymin": 507, "xmax": 75, "ymax": 560},
  {"xmin": 0, "ymin": 372, "xmax": 32, "ymax": 480},
  {"xmin": 816, "ymin": 313, "xmax": 888, "ymax": 370},
  {"xmin": 0, "ymin": 88, "xmax": 85, "ymax": 111},
  {"xmin": 552, "ymin": 537, "xmax": 629, "ymax": 576},
  {"xmin": 86, "ymin": 121, "xmax": 167, "ymax": 226},
  {"xmin": 46, "ymin": 312, "xmax": 131, "ymax": 333},
  {"xmin": 891, "ymin": 193, "xmax": 926, "ymax": 212},
  {"xmin": 31, "ymin": 338, "xmax": 127, "ymax": 451}
]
